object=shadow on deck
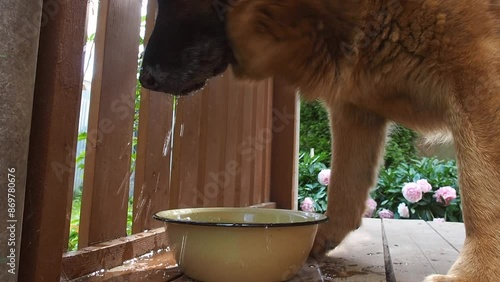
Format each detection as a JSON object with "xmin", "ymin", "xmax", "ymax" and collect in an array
[{"xmin": 74, "ymin": 219, "xmax": 465, "ymax": 282}]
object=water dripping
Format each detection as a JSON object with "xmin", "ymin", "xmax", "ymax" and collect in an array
[
  {"xmin": 180, "ymin": 123, "xmax": 184, "ymax": 137},
  {"xmin": 162, "ymin": 129, "xmax": 172, "ymax": 157}
]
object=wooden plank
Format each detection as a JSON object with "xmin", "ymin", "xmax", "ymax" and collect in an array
[
  {"xmin": 251, "ymin": 83, "xmax": 265, "ymax": 204},
  {"xmin": 132, "ymin": 0, "xmax": 173, "ymax": 234},
  {"xmin": 172, "ymin": 95, "xmax": 203, "ymax": 209},
  {"xmin": 171, "ymin": 72, "xmax": 273, "ymax": 209},
  {"xmin": 239, "ymin": 84, "xmax": 255, "ymax": 207},
  {"xmin": 383, "ymin": 219, "xmax": 460, "ymax": 282},
  {"xmin": 262, "ymin": 80, "xmax": 274, "ymax": 203},
  {"xmin": 233, "ymin": 81, "xmax": 245, "ymax": 207},
  {"xmin": 426, "ymin": 221, "xmax": 465, "ymax": 252},
  {"xmin": 79, "ymin": 0, "xmax": 142, "ymax": 247},
  {"xmin": 248, "ymin": 84, "xmax": 259, "ymax": 205},
  {"xmin": 288, "ymin": 257, "xmax": 325, "ymax": 282},
  {"xmin": 318, "ymin": 218, "xmax": 387, "ymax": 282},
  {"xmin": 202, "ymin": 75, "xmax": 229, "ymax": 207},
  {"xmin": 18, "ymin": 1, "xmax": 88, "ymax": 281},
  {"xmin": 132, "ymin": 90, "xmax": 173, "ymax": 232},
  {"xmin": 216, "ymin": 76, "xmax": 230, "ymax": 207},
  {"xmin": 270, "ymin": 78, "xmax": 299, "ymax": 209},
  {"xmin": 194, "ymin": 89, "xmax": 211, "ymax": 207},
  {"xmin": 73, "ymin": 250, "xmax": 181, "ymax": 282},
  {"xmin": 61, "ymin": 228, "xmax": 169, "ymax": 280},
  {"xmin": 222, "ymin": 71, "xmax": 242, "ymax": 207}
]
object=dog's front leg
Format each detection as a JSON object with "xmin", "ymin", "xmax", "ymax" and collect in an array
[{"xmin": 311, "ymin": 102, "xmax": 388, "ymax": 257}]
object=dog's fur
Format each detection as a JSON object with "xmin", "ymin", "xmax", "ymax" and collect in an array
[{"xmin": 141, "ymin": 0, "xmax": 499, "ymax": 281}]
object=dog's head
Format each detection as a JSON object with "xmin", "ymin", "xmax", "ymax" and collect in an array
[
  {"xmin": 140, "ymin": 0, "xmax": 233, "ymax": 95},
  {"xmin": 140, "ymin": 0, "xmax": 357, "ymax": 96}
]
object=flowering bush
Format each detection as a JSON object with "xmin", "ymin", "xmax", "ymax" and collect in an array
[
  {"xmin": 298, "ymin": 149, "xmax": 462, "ymax": 223},
  {"xmin": 372, "ymin": 158, "xmax": 462, "ymax": 222},
  {"xmin": 298, "ymin": 151, "xmax": 330, "ymax": 213}
]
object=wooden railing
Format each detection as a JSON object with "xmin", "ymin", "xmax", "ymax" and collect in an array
[{"xmin": 19, "ymin": 0, "xmax": 298, "ymax": 281}]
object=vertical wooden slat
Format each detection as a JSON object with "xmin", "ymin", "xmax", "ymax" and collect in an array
[
  {"xmin": 194, "ymin": 90, "xmax": 210, "ymax": 207},
  {"xmin": 172, "ymin": 94, "xmax": 203, "ymax": 209},
  {"xmin": 252, "ymin": 82, "xmax": 268, "ymax": 204},
  {"xmin": 239, "ymin": 86, "xmax": 255, "ymax": 206},
  {"xmin": 171, "ymin": 73, "xmax": 274, "ymax": 209},
  {"xmin": 132, "ymin": 0, "xmax": 174, "ymax": 234},
  {"xmin": 19, "ymin": 1, "xmax": 88, "ymax": 281},
  {"xmin": 202, "ymin": 76, "xmax": 229, "ymax": 207},
  {"xmin": 270, "ymin": 78, "xmax": 299, "ymax": 209},
  {"xmin": 79, "ymin": 0, "xmax": 142, "ymax": 247},
  {"xmin": 222, "ymin": 72, "xmax": 242, "ymax": 207},
  {"xmin": 132, "ymin": 92, "xmax": 173, "ymax": 232},
  {"xmin": 248, "ymin": 85, "xmax": 259, "ymax": 204},
  {"xmin": 263, "ymin": 79, "xmax": 274, "ymax": 203},
  {"xmin": 233, "ymin": 81, "xmax": 245, "ymax": 206},
  {"xmin": 257, "ymin": 79, "xmax": 273, "ymax": 204},
  {"xmin": 216, "ymin": 77, "xmax": 230, "ymax": 207}
]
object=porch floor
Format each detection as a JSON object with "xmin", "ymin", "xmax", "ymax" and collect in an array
[{"xmin": 75, "ymin": 218, "xmax": 465, "ymax": 282}]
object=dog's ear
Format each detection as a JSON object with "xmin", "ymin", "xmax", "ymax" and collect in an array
[
  {"xmin": 226, "ymin": 0, "xmax": 359, "ymax": 83},
  {"xmin": 227, "ymin": 1, "xmax": 318, "ymax": 80}
]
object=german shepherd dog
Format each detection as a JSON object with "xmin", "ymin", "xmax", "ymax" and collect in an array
[{"xmin": 140, "ymin": 1, "xmax": 500, "ymax": 281}]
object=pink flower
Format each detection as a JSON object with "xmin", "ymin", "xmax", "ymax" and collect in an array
[
  {"xmin": 317, "ymin": 169, "xmax": 331, "ymax": 186},
  {"xmin": 364, "ymin": 198, "xmax": 377, "ymax": 217},
  {"xmin": 434, "ymin": 186, "xmax": 457, "ymax": 206},
  {"xmin": 433, "ymin": 218, "xmax": 445, "ymax": 223},
  {"xmin": 417, "ymin": 179, "xmax": 433, "ymax": 193},
  {"xmin": 397, "ymin": 203, "xmax": 410, "ymax": 218},
  {"xmin": 378, "ymin": 209, "xmax": 394, "ymax": 219},
  {"xmin": 402, "ymin": 182, "xmax": 423, "ymax": 203},
  {"xmin": 300, "ymin": 197, "xmax": 315, "ymax": 212}
]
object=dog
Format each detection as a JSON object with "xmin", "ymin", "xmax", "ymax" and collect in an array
[{"xmin": 140, "ymin": 1, "xmax": 500, "ymax": 281}]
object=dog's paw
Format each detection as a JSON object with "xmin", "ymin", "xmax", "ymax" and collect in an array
[
  {"xmin": 309, "ymin": 216, "xmax": 361, "ymax": 259},
  {"xmin": 423, "ymin": 274, "xmax": 465, "ymax": 282}
]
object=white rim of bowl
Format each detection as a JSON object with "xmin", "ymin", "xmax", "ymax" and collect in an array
[{"xmin": 153, "ymin": 208, "xmax": 329, "ymax": 228}]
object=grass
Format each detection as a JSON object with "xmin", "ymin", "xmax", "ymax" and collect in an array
[{"xmin": 68, "ymin": 191, "xmax": 134, "ymax": 251}]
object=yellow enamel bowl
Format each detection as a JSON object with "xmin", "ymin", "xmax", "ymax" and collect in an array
[{"xmin": 154, "ymin": 208, "xmax": 328, "ymax": 282}]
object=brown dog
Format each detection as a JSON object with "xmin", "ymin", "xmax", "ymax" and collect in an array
[{"xmin": 141, "ymin": 0, "xmax": 499, "ymax": 281}]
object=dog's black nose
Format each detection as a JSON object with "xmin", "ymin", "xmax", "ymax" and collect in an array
[{"xmin": 139, "ymin": 69, "xmax": 159, "ymax": 90}]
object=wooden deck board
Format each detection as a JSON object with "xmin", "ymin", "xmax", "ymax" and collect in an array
[
  {"xmin": 72, "ymin": 219, "xmax": 465, "ymax": 282},
  {"xmin": 426, "ymin": 221, "xmax": 465, "ymax": 252},
  {"xmin": 315, "ymin": 218, "xmax": 386, "ymax": 282},
  {"xmin": 383, "ymin": 219, "xmax": 460, "ymax": 282}
]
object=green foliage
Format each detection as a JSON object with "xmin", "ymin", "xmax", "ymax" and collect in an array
[
  {"xmin": 384, "ymin": 125, "xmax": 418, "ymax": 169},
  {"xmin": 68, "ymin": 189, "xmax": 82, "ymax": 251},
  {"xmin": 297, "ymin": 151, "xmax": 330, "ymax": 213},
  {"xmin": 299, "ymin": 100, "xmax": 331, "ymax": 161},
  {"xmin": 296, "ymin": 149, "xmax": 462, "ymax": 222},
  {"xmin": 299, "ymin": 101, "xmax": 419, "ymax": 169},
  {"xmin": 67, "ymin": 194, "xmax": 134, "ymax": 251},
  {"xmin": 373, "ymin": 157, "xmax": 462, "ymax": 222}
]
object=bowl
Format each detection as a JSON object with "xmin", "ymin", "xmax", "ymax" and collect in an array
[{"xmin": 154, "ymin": 207, "xmax": 328, "ymax": 282}]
